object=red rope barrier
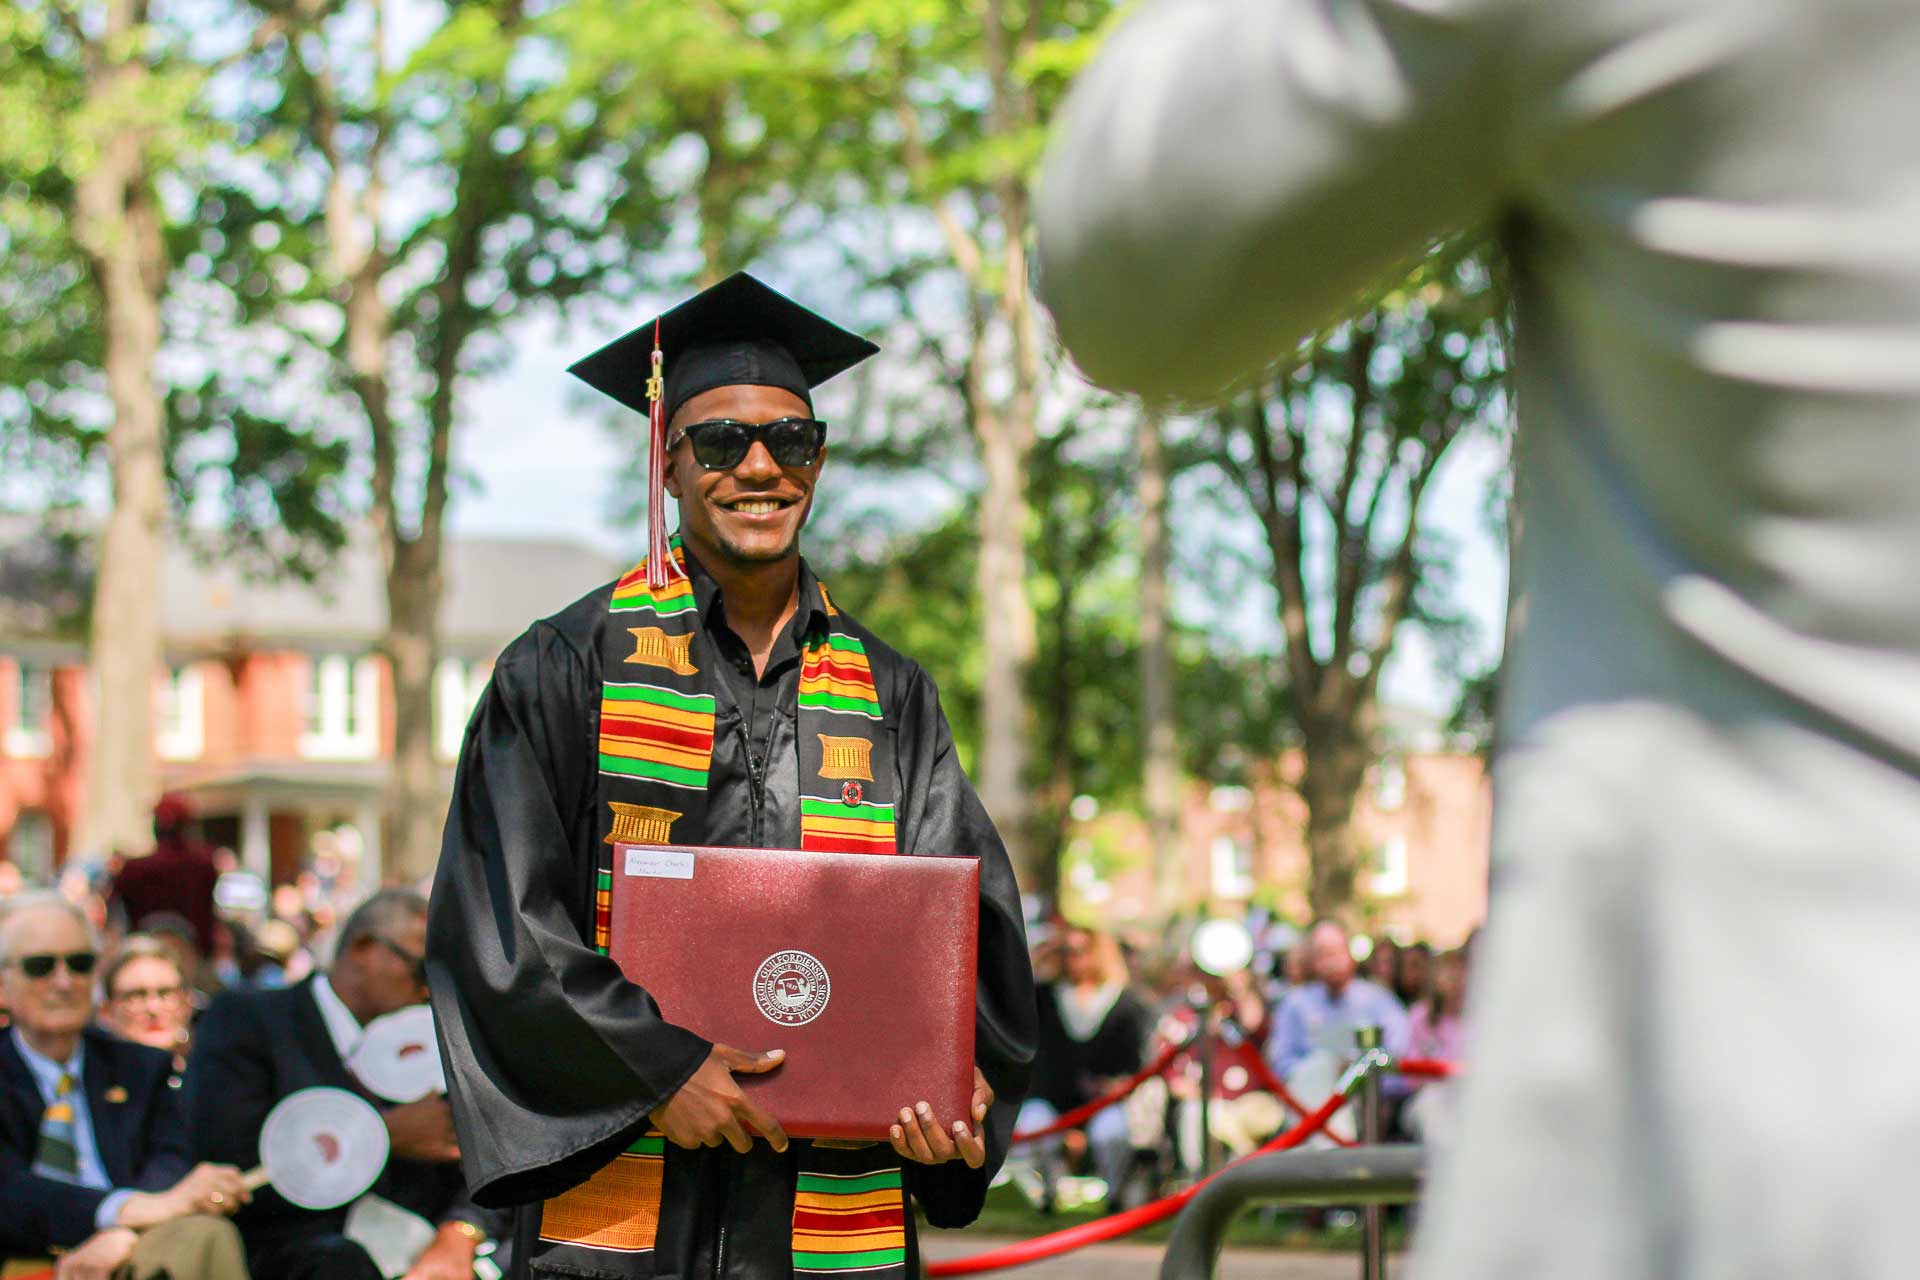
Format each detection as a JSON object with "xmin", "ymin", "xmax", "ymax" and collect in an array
[
  {"xmin": 1240, "ymin": 1053, "xmax": 1357, "ymax": 1148},
  {"xmin": 1010, "ymin": 1039, "xmax": 1188, "ymax": 1144},
  {"xmin": 927, "ymin": 1090, "xmax": 1351, "ymax": 1276},
  {"xmin": 1395, "ymin": 1058, "xmax": 1458, "ymax": 1079}
]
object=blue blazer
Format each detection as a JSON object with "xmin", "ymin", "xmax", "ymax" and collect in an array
[{"xmin": 0, "ymin": 1024, "xmax": 191, "ymax": 1258}]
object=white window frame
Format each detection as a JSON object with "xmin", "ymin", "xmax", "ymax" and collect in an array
[
  {"xmin": 1208, "ymin": 785, "xmax": 1253, "ymax": 813},
  {"xmin": 300, "ymin": 654, "xmax": 380, "ymax": 760},
  {"xmin": 1210, "ymin": 833, "xmax": 1255, "ymax": 899},
  {"xmin": 156, "ymin": 665, "xmax": 206, "ymax": 761},
  {"xmin": 5, "ymin": 663, "xmax": 53, "ymax": 758},
  {"xmin": 1371, "ymin": 835, "xmax": 1410, "ymax": 896},
  {"xmin": 434, "ymin": 658, "xmax": 490, "ymax": 761}
]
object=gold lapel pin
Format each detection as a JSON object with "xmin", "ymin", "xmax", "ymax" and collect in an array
[{"xmin": 104, "ymin": 1085, "xmax": 129, "ymax": 1104}]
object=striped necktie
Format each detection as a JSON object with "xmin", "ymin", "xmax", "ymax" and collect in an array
[{"xmin": 33, "ymin": 1070, "xmax": 81, "ymax": 1180}]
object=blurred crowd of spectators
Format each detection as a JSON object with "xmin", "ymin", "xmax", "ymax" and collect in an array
[
  {"xmin": 0, "ymin": 793, "xmax": 1477, "ymax": 1266},
  {"xmin": 0, "ymin": 796, "xmax": 350, "ymax": 1072},
  {"xmin": 0, "ymin": 798, "xmax": 494, "ymax": 1280},
  {"xmin": 1009, "ymin": 910, "xmax": 1474, "ymax": 1214}
]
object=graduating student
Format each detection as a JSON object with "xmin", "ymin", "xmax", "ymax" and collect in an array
[{"xmin": 427, "ymin": 273, "xmax": 1037, "ymax": 1280}]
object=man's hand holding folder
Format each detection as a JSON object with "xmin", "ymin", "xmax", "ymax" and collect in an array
[
  {"xmin": 653, "ymin": 1048, "xmax": 994, "ymax": 1169},
  {"xmin": 883, "ymin": 1067, "xmax": 994, "ymax": 1169},
  {"xmin": 651, "ymin": 1044, "xmax": 791, "ymax": 1154}
]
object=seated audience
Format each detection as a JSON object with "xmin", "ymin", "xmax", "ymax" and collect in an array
[
  {"xmin": 1013, "ymin": 924, "xmax": 1155, "ymax": 1210},
  {"xmin": 185, "ymin": 888, "xmax": 506, "ymax": 1280},
  {"xmin": 253, "ymin": 918, "xmax": 304, "ymax": 985},
  {"xmin": 1158, "ymin": 965, "xmax": 1284, "ymax": 1169},
  {"xmin": 1267, "ymin": 920, "xmax": 1409, "ymax": 1143},
  {"xmin": 137, "ymin": 916, "xmax": 216, "ymax": 1013},
  {"xmin": 0, "ymin": 892, "xmax": 247, "ymax": 1279},
  {"xmin": 208, "ymin": 919, "xmax": 285, "ymax": 994},
  {"xmin": 1393, "ymin": 941, "xmax": 1434, "ymax": 1010},
  {"xmin": 1407, "ymin": 947, "xmax": 1466, "ymax": 1064},
  {"xmin": 1402, "ymin": 947, "xmax": 1469, "ymax": 1145},
  {"xmin": 98, "ymin": 936, "xmax": 193, "ymax": 1075},
  {"xmin": 1363, "ymin": 936, "xmax": 1399, "ymax": 991}
]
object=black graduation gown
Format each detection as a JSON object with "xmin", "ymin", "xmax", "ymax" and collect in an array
[{"xmin": 425, "ymin": 565, "xmax": 1037, "ymax": 1280}]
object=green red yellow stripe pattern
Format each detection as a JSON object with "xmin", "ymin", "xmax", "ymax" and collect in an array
[
  {"xmin": 610, "ymin": 543, "xmax": 695, "ymax": 617},
  {"xmin": 792, "ymin": 1166, "xmax": 907, "ymax": 1273},
  {"xmin": 598, "ymin": 683, "xmax": 716, "ymax": 789},
  {"xmin": 800, "ymin": 795, "xmax": 897, "ymax": 855},
  {"xmin": 799, "ymin": 634, "xmax": 882, "ymax": 721},
  {"xmin": 594, "ymin": 861, "xmax": 613, "ymax": 951}
]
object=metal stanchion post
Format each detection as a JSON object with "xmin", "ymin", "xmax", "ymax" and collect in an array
[
  {"xmin": 1195, "ymin": 996, "xmax": 1215, "ymax": 1177},
  {"xmin": 1355, "ymin": 1025, "xmax": 1385, "ymax": 1280}
]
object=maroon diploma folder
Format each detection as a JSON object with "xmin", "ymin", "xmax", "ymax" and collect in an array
[{"xmin": 607, "ymin": 843, "xmax": 979, "ymax": 1140}]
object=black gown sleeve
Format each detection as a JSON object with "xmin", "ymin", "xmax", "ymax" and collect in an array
[
  {"xmin": 426, "ymin": 620, "xmax": 713, "ymax": 1208},
  {"xmin": 891, "ymin": 663, "xmax": 1038, "ymax": 1228}
]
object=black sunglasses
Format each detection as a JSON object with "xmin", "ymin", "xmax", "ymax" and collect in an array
[
  {"xmin": 12, "ymin": 951, "xmax": 98, "ymax": 980},
  {"xmin": 668, "ymin": 417, "xmax": 828, "ymax": 470},
  {"xmin": 373, "ymin": 936, "xmax": 428, "ymax": 985}
]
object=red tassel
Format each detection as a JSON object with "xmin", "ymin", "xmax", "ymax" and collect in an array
[{"xmin": 645, "ymin": 317, "xmax": 686, "ymax": 590}]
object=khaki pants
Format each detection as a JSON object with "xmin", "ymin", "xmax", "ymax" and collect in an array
[{"xmin": 119, "ymin": 1215, "xmax": 248, "ymax": 1280}]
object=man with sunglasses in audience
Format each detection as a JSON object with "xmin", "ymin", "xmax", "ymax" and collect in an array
[
  {"xmin": 185, "ymin": 888, "xmax": 507, "ymax": 1279},
  {"xmin": 0, "ymin": 891, "xmax": 248, "ymax": 1279},
  {"xmin": 426, "ymin": 272, "xmax": 1036, "ymax": 1280}
]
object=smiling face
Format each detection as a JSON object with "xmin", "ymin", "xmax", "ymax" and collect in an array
[{"xmin": 663, "ymin": 383, "xmax": 824, "ymax": 572}]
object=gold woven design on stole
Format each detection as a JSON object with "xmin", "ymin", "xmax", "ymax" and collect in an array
[
  {"xmin": 604, "ymin": 802, "xmax": 682, "ymax": 846},
  {"xmin": 816, "ymin": 734, "xmax": 875, "ymax": 782},
  {"xmin": 624, "ymin": 626, "xmax": 698, "ymax": 675},
  {"xmin": 538, "ymin": 1153, "xmax": 663, "ymax": 1251}
]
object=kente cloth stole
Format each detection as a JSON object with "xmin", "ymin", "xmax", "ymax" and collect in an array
[{"xmin": 536, "ymin": 538, "xmax": 908, "ymax": 1278}]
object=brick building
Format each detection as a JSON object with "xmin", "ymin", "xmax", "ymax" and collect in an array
[
  {"xmin": 1066, "ymin": 741, "xmax": 1491, "ymax": 946},
  {"xmin": 4, "ymin": 526, "xmax": 1490, "ymax": 937},
  {"xmin": 1, "ymin": 532, "xmax": 623, "ymax": 886}
]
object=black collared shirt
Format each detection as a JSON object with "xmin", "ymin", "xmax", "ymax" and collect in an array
[{"xmin": 681, "ymin": 550, "xmax": 830, "ymax": 785}]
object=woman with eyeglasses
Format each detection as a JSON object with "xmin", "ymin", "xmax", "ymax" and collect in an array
[{"xmin": 100, "ymin": 934, "xmax": 193, "ymax": 1073}]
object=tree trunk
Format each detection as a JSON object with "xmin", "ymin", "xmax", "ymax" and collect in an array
[
  {"xmin": 973, "ymin": 406, "xmax": 1039, "ymax": 888},
  {"xmin": 74, "ymin": 0, "xmax": 168, "ymax": 858},
  {"xmin": 1297, "ymin": 718, "xmax": 1373, "ymax": 923},
  {"xmin": 1035, "ymin": 530, "xmax": 1077, "ymax": 908},
  {"xmin": 1136, "ymin": 412, "xmax": 1182, "ymax": 917},
  {"xmin": 693, "ymin": 103, "xmax": 735, "ymax": 288},
  {"xmin": 977, "ymin": 153, "xmax": 1044, "ymax": 890},
  {"xmin": 382, "ymin": 539, "xmax": 445, "ymax": 882},
  {"xmin": 896, "ymin": 0, "xmax": 1045, "ymax": 892}
]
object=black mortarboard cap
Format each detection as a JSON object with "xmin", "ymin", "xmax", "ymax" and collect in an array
[
  {"xmin": 568, "ymin": 271, "xmax": 880, "ymax": 424},
  {"xmin": 567, "ymin": 272, "xmax": 879, "ymax": 588}
]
